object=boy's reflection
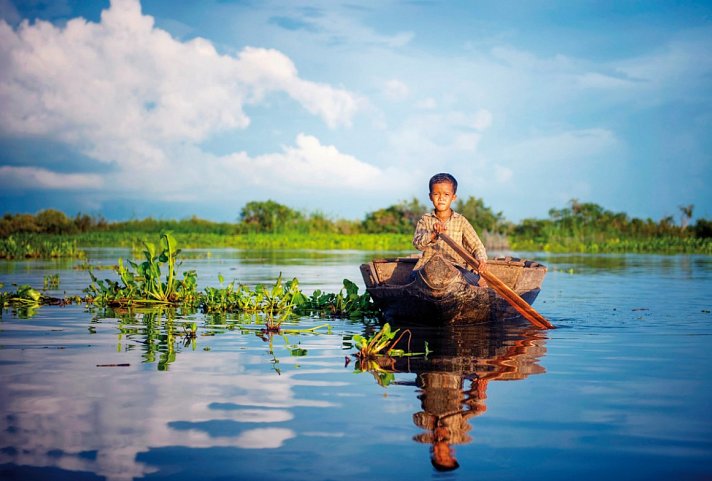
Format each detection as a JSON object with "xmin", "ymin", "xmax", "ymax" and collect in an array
[
  {"xmin": 413, "ymin": 372, "xmax": 488, "ymax": 470},
  {"xmin": 395, "ymin": 323, "xmax": 548, "ymax": 471}
]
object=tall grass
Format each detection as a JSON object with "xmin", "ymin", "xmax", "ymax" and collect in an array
[{"xmin": 0, "ymin": 234, "xmax": 85, "ymax": 259}]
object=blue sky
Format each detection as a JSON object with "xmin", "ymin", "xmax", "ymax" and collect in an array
[{"xmin": 0, "ymin": 0, "xmax": 710, "ymax": 224}]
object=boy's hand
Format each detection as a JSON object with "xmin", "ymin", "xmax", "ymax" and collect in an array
[
  {"xmin": 476, "ymin": 261, "xmax": 488, "ymax": 286},
  {"xmin": 431, "ymin": 222, "xmax": 446, "ymax": 241}
]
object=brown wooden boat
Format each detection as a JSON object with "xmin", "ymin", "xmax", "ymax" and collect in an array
[{"xmin": 359, "ymin": 254, "xmax": 547, "ymax": 325}]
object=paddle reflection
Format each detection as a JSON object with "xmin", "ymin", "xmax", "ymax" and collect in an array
[{"xmin": 392, "ymin": 322, "xmax": 548, "ymax": 471}]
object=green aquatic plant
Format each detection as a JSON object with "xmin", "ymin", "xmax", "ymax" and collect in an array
[
  {"xmin": 85, "ymin": 232, "xmax": 198, "ymax": 307},
  {"xmin": 0, "ymin": 234, "xmax": 86, "ymax": 259},
  {"xmin": 298, "ymin": 279, "xmax": 378, "ymax": 318},
  {"xmin": 201, "ymin": 274, "xmax": 309, "ymax": 317},
  {"xmin": 1, "ymin": 284, "xmax": 43, "ymax": 318},
  {"xmin": 351, "ymin": 323, "xmax": 431, "ymax": 387},
  {"xmin": 124, "ymin": 232, "xmax": 195, "ymax": 303},
  {"xmin": 199, "ymin": 273, "xmax": 377, "ymax": 319},
  {"xmin": 7, "ymin": 233, "xmax": 377, "ymax": 324},
  {"xmin": 43, "ymin": 274, "xmax": 60, "ymax": 290},
  {"xmin": 352, "ymin": 323, "xmax": 411, "ymax": 359}
]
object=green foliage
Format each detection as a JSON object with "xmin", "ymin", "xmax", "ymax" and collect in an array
[
  {"xmin": 3, "ymin": 198, "xmax": 712, "ymax": 255},
  {"xmin": 0, "ymin": 210, "xmax": 108, "ymax": 237},
  {"xmin": 0, "ymin": 234, "xmax": 86, "ymax": 259},
  {"xmin": 240, "ymin": 200, "xmax": 305, "ymax": 233},
  {"xmin": 454, "ymin": 196, "xmax": 509, "ymax": 234},
  {"xmin": 511, "ymin": 199, "xmax": 712, "ymax": 253},
  {"xmin": 103, "ymin": 215, "xmax": 237, "ymax": 235},
  {"xmin": 34, "ymin": 209, "xmax": 72, "ymax": 234},
  {"xmin": 352, "ymin": 323, "xmax": 404, "ymax": 358},
  {"xmin": 230, "ymin": 233, "xmax": 411, "ymax": 250},
  {"xmin": 361, "ymin": 198, "xmax": 427, "ymax": 234},
  {"xmin": 85, "ymin": 232, "xmax": 199, "ymax": 306},
  {"xmin": 299, "ymin": 279, "xmax": 378, "ymax": 318},
  {"xmin": 201, "ymin": 274, "xmax": 308, "ymax": 316},
  {"xmin": 1, "ymin": 284, "xmax": 45, "ymax": 318},
  {"xmin": 351, "ymin": 323, "xmax": 430, "ymax": 387},
  {"xmin": 83, "ymin": 233, "xmax": 377, "ymax": 319},
  {"xmin": 693, "ymin": 218, "xmax": 712, "ymax": 238},
  {"xmin": 43, "ymin": 274, "xmax": 60, "ymax": 290}
]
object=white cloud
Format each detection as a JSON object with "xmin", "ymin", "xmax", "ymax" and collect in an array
[
  {"xmin": 472, "ymin": 109, "xmax": 493, "ymax": 130},
  {"xmin": 382, "ymin": 79, "xmax": 410, "ymax": 101},
  {"xmin": 416, "ymin": 97, "xmax": 437, "ymax": 109},
  {"xmin": 386, "ymin": 109, "xmax": 494, "ymax": 164},
  {"xmin": 453, "ymin": 133, "xmax": 481, "ymax": 152},
  {"xmin": 0, "ymin": 166, "xmax": 103, "ymax": 190},
  {"xmin": 0, "ymin": 0, "xmax": 361, "ymax": 182},
  {"xmin": 479, "ymin": 128, "xmax": 623, "ymax": 220},
  {"xmin": 221, "ymin": 133, "xmax": 386, "ymax": 190}
]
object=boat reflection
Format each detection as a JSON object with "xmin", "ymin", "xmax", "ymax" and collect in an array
[{"xmin": 391, "ymin": 322, "xmax": 548, "ymax": 471}]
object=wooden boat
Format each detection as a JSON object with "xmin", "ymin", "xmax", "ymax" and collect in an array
[{"xmin": 360, "ymin": 254, "xmax": 547, "ymax": 325}]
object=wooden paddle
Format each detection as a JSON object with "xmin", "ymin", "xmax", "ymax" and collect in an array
[{"xmin": 438, "ymin": 232, "xmax": 555, "ymax": 329}]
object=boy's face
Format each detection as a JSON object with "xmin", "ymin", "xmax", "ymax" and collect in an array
[{"xmin": 429, "ymin": 181, "xmax": 457, "ymax": 214}]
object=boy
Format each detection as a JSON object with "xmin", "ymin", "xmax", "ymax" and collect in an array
[{"xmin": 412, "ymin": 173, "xmax": 487, "ymax": 273}]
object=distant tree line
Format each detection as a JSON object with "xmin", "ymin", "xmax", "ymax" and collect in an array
[
  {"xmin": 1, "ymin": 198, "xmax": 710, "ymax": 243},
  {"xmin": 511, "ymin": 200, "xmax": 711, "ymax": 243}
]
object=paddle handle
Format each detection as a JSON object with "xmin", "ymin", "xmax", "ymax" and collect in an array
[{"xmin": 438, "ymin": 233, "xmax": 555, "ymax": 329}]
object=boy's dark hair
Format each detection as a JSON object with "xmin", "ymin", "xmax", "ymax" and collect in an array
[{"xmin": 429, "ymin": 173, "xmax": 458, "ymax": 194}]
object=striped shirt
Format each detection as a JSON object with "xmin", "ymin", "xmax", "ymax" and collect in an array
[{"xmin": 412, "ymin": 211, "xmax": 487, "ymax": 269}]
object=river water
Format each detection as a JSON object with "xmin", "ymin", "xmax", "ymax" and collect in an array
[{"xmin": 0, "ymin": 249, "xmax": 710, "ymax": 481}]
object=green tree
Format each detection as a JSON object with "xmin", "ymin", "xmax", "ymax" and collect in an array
[
  {"xmin": 303, "ymin": 211, "xmax": 337, "ymax": 233},
  {"xmin": 361, "ymin": 198, "xmax": 427, "ymax": 234},
  {"xmin": 239, "ymin": 200, "xmax": 304, "ymax": 233},
  {"xmin": 0, "ymin": 213, "xmax": 39, "ymax": 236},
  {"xmin": 454, "ymin": 196, "xmax": 508, "ymax": 233},
  {"xmin": 679, "ymin": 204, "xmax": 694, "ymax": 229},
  {"xmin": 35, "ymin": 209, "xmax": 73, "ymax": 234},
  {"xmin": 693, "ymin": 218, "xmax": 712, "ymax": 238}
]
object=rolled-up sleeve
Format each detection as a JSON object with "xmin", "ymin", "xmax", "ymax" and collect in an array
[
  {"xmin": 462, "ymin": 221, "xmax": 487, "ymax": 261},
  {"xmin": 413, "ymin": 215, "xmax": 435, "ymax": 251}
]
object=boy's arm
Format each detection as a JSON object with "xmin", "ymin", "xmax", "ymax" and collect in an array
[
  {"xmin": 462, "ymin": 221, "xmax": 487, "ymax": 261},
  {"xmin": 413, "ymin": 216, "xmax": 437, "ymax": 251}
]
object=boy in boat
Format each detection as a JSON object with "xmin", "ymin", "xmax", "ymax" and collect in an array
[{"xmin": 412, "ymin": 173, "xmax": 487, "ymax": 276}]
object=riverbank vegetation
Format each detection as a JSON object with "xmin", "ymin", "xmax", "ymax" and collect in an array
[
  {"xmin": 2, "ymin": 233, "xmax": 378, "ymax": 321},
  {"xmin": 1, "ymin": 198, "xmax": 710, "ymax": 258}
]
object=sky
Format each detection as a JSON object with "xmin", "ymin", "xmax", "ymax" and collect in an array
[{"xmin": 0, "ymin": 0, "xmax": 710, "ymax": 224}]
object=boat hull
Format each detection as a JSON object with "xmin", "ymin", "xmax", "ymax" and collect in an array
[{"xmin": 360, "ymin": 254, "xmax": 546, "ymax": 325}]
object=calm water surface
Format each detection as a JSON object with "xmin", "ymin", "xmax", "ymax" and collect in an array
[{"xmin": 0, "ymin": 249, "xmax": 711, "ymax": 481}]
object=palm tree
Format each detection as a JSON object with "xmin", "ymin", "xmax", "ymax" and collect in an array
[{"xmin": 679, "ymin": 204, "xmax": 694, "ymax": 229}]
